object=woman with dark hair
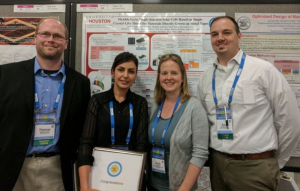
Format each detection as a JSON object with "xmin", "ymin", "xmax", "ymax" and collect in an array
[
  {"xmin": 148, "ymin": 54, "xmax": 209, "ymax": 191},
  {"xmin": 78, "ymin": 52, "xmax": 148, "ymax": 191}
]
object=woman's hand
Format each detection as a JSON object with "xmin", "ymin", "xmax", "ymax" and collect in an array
[
  {"xmin": 178, "ymin": 185, "xmax": 190, "ymax": 191},
  {"xmin": 178, "ymin": 163, "xmax": 201, "ymax": 191},
  {"xmin": 80, "ymin": 188, "xmax": 99, "ymax": 191},
  {"xmin": 79, "ymin": 165, "xmax": 100, "ymax": 191}
]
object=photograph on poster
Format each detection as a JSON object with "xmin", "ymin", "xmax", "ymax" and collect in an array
[{"xmin": 0, "ymin": 17, "xmax": 44, "ymax": 65}]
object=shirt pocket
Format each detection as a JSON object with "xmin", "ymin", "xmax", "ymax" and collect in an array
[{"xmin": 240, "ymin": 80, "xmax": 256, "ymax": 105}]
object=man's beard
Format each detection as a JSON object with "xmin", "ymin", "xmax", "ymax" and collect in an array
[{"xmin": 37, "ymin": 48, "xmax": 63, "ymax": 60}]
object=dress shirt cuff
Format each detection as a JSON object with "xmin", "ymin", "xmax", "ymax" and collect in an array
[
  {"xmin": 77, "ymin": 155, "xmax": 94, "ymax": 167},
  {"xmin": 190, "ymin": 157, "xmax": 207, "ymax": 169}
]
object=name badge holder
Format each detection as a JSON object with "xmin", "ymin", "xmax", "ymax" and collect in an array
[
  {"xmin": 216, "ymin": 106, "xmax": 233, "ymax": 139},
  {"xmin": 110, "ymin": 100, "xmax": 133, "ymax": 151},
  {"xmin": 33, "ymin": 74, "xmax": 66, "ymax": 146},
  {"xmin": 212, "ymin": 53, "xmax": 246, "ymax": 140},
  {"xmin": 151, "ymin": 96, "xmax": 180, "ymax": 179}
]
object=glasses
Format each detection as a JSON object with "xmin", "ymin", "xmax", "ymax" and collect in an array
[
  {"xmin": 159, "ymin": 54, "xmax": 183, "ymax": 64},
  {"xmin": 36, "ymin": 32, "xmax": 66, "ymax": 41}
]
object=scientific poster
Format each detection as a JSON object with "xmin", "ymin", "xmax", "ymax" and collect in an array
[
  {"xmin": 291, "ymin": 83, "xmax": 300, "ymax": 157},
  {"xmin": 82, "ymin": 13, "xmax": 225, "ymax": 100},
  {"xmin": 0, "ymin": 17, "xmax": 44, "ymax": 65},
  {"xmin": 235, "ymin": 13, "xmax": 300, "ymax": 83}
]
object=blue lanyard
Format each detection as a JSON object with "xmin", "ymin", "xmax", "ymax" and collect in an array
[
  {"xmin": 109, "ymin": 100, "xmax": 133, "ymax": 145},
  {"xmin": 212, "ymin": 53, "xmax": 246, "ymax": 107},
  {"xmin": 34, "ymin": 72, "xmax": 66, "ymax": 113},
  {"xmin": 151, "ymin": 95, "xmax": 181, "ymax": 147}
]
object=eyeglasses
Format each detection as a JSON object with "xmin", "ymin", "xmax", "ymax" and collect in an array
[
  {"xmin": 36, "ymin": 32, "xmax": 66, "ymax": 41},
  {"xmin": 159, "ymin": 54, "xmax": 183, "ymax": 64}
]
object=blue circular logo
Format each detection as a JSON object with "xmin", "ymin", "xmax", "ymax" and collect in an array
[
  {"xmin": 209, "ymin": 18, "xmax": 215, "ymax": 27},
  {"xmin": 107, "ymin": 161, "xmax": 122, "ymax": 177}
]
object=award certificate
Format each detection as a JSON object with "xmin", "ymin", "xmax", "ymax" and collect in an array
[{"xmin": 90, "ymin": 147, "xmax": 146, "ymax": 191}]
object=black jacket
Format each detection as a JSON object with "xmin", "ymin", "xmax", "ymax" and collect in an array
[{"xmin": 0, "ymin": 58, "xmax": 90, "ymax": 191}]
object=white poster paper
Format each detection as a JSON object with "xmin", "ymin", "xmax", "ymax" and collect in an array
[
  {"xmin": 14, "ymin": 4, "xmax": 65, "ymax": 12},
  {"xmin": 82, "ymin": 13, "xmax": 225, "ymax": 100},
  {"xmin": 235, "ymin": 13, "xmax": 300, "ymax": 83},
  {"xmin": 292, "ymin": 137, "xmax": 300, "ymax": 157},
  {"xmin": 77, "ymin": 4, "xmax": 133, "ymax": 12}
]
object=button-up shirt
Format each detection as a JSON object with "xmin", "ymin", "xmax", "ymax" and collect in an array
[
  {"xmin": 197, "ymin": 50, "xmax": 300, "ymax": 168},
  {"xmin": 26, "ymin": 57, "xmax": 65, "ymax": 155}
]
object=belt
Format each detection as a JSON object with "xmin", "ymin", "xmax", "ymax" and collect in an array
[
  {"xmin": 215, "ymin": 149, "xmax": 275, "ymax": 160},
  {"xmin": 26, "ymin": 152, "xmax": 59, "ymax": 158}
]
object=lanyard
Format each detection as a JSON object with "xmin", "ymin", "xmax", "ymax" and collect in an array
[
  {"xmin": 34, "ymin": 72, "xmax": 66, "ymax": 113},
  {"xmin": 212, "ymin": 53, "xmax": 246, "ymax": 107},
  {"xmin": 109, "ymin": 100, "xmax": 133, "ymax": 145},
  {"xmin": 151, "ymin": 95, "xmax": 181, "ymax": 147}
]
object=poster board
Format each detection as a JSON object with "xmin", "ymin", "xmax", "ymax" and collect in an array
[
  {"xmin": 74, "ymin": 4, "xmax": 300, "ymax": 172},
  {"xmin": 0, "ymin": 4, "xmax": 67, "ymax": 65}
]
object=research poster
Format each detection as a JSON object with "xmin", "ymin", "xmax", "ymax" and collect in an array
[
  {"xmin": 0, "ymin": 17, "xmax": 44, "ymax": 65},
  {"xmin": 290, "ymin": 84, "xmax": 300, "ymax": 111},
  {"xmin": 292, "ymin": 136, "xmax": 300, "ymax": 157},
  {"xmin": 235, "ymin": 13, "xmax": 300, "ymax": 84},
  {"xmin": 291, "ymin": 83, "xmax": 300, "ymax": 157},
  {"xmin": 82, "ymin": 13, "xmax": 225, "ymax": 100}
]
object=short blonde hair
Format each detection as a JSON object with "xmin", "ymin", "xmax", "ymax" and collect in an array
[
  {"xmin": 35, "ymin": 17, "xmax": 69, "ymax": 39},
  {"xmin": 154, "ymin": 54, "xmax": 192, "ymax": 105}
]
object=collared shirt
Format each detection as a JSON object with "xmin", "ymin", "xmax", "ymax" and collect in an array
[
  {"xmin": 26, "ymin": 57, "xmax": 65, "ymax": 155},
  {"xmin": 78, "ymin": 86, "xmax": 149, "ymax": 167},
  {"xmin": 197, "ymin": 49, "xmax": 300, "ymax": 168}
]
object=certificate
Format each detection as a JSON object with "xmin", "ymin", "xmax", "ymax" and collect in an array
[{"xmin": 89, "ymin": 147, "xmax": 146, "ymax": 191}]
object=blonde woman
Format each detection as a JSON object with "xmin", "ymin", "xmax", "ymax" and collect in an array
[{"xmin": 148, "ymin": 54, "xmax": 209, "ymax": 191}]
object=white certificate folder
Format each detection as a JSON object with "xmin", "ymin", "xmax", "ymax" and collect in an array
[{"xmin": 90, "ymin": 147, "xmax": 146, "ymax": 191}]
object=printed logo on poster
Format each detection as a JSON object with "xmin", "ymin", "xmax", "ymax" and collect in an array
[
  {"xmin": 107, "ymin": 161, "xmax": 122, "ymax": 177},
  {"xmin": 208, "ymin": 18, "xmax": 215, "ymax": 27},
  {"xmin": 237, "ymin": 16, "xmax": 251, "ymax": 30}
]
